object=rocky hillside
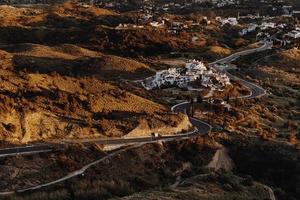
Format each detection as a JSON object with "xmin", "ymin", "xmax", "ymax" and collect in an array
[
  {"xmin": 4, "ymin": 136, "xmax": 295, "ymax": 200},
  {"xmin": 117, "ymin": 173, "xmax": 274, "ymax": 200},
  {"xmin": 0, "ymin": 43, "xmax": 191, "ymax": 143},
  {"xmin": 0, "ymin": 1, "xmax": 197, "ymax": 144}
]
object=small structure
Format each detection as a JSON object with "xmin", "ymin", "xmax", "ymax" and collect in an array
[
  {"xmin": 216, "ymin": 17, "xmax": 238, "ymax": 27},
  {"xmin": 239, "ymin": 23, "xmax": 258, "ymax": 36},
  {"xmin": 260, "ymin": 22, "xmax": 276, "ymax": 30},
  {"xmin": 150, "ymin": 20, "xmax": 165, "ymax": 28}
]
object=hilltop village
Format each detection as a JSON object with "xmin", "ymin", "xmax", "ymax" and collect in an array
[
  {"xmin": 0, "ymin": 1, "xmax": 298, "ymax": 200},
  {"xmin": 141, "ymin": 60, "xmax": 230, "ymax": 90}
]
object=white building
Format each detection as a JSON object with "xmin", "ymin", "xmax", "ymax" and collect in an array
[
  {"xmin": 260, "ymin": 22, "xmax": 276, "ymax": 30},
  {"xmin": 150, "ymin": 20, "xmax": 165, "ymax": 28},
  {"xmin": 285, "ymin": 30, "xmax": 300, "ymax": 39},
  {"xmin": 141, "ymin": 60, "xmax": 231, "ymax": 90},
  {"xmin": 239, "ymin": 23, "xmax": 258, "ymax": 36},
  {"xmin": 216, "ymin": 17, "xmax": 238, "ymax": 27},
  {"xmin": 115, "ymin": 24, "xmax": 144, "ymax": 30}
]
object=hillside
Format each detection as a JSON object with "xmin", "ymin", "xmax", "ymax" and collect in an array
[
  {"xmin": 117, "ymin": 173, "xmax": 274, "ymax": 200},
  {"xmin": 0, "ymin": 1, "xmax": 299, "ymax": 200},
  {"xmin": 0, "ymin": 5, "xmax": 45, "ymax": 27},
  {"xmin": 0, "ymin": 43, "xmax": 188, "ymax": 144},
  {"xmin": 0, "ymin": 43, "xmax": 154, "ymax": 80},
  {"xmin": 278, "ymin": 47, "xmax": 300, "ymax": 71}
]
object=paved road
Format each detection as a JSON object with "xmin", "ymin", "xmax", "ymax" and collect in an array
[
  {"xmin": 0, "ymin": 40, "xmax": 272, "ymax": 195},
  {"xmin": 210, "ymin": 41, "xmax": 272, "ymax": 65},
  {"xmin": 226, "ymin": 72, "xmax": 267, "ymax": 99},
  {"xmin": 0, "ymin": 122, "xmax": 209, "ymax": 158},
  {"xmin": 171, "ymin": 101, "xmax": 212, "ymax": 133},
  {"xmin": 0, "ymin": 39, "xmax": 271, "ymax": 182},
  {"xmin": 0, "ymin": 145, "xmax": 54, "ymax": 158},
  {"xmin": 210, "ymin": 41, "xmax": 272, "ymax": 99},
  {"xmin": 0, "ymin": 99, "xmax": 215, "ymax": 158},
  {"xmin": 0, "ymin": 41, "xmax": 271, "ymax": 158},
  {"xmin": 0, "ymin": 127, "xmax": 203, "ymax": 158}
]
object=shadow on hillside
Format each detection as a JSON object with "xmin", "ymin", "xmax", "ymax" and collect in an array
[
  {"xmin": 93, "ymin": 111, "xmax": 144, "ymax": 120},
  {"xmin": 0, "ymin": 9, "xmax": 133, "ymax": 44},
  {"xmin": 12, "ymin": 55, "xmax": 154, "ymax": 80},
  {"xmin": 39, "ymin": 12, "xmax": 132, "ymax": 28},
  {"xmin": 0, "ymin": 43, "xmax": 39, "ymax": 53},
  {"xmin": 0, "ymin": 25, "xmax": 95, "ymax": 44}
]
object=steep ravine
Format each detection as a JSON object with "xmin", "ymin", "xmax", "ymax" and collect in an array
[{"xmin": 225, "ymin": 137, "xmax": 300, "ymax": 200}]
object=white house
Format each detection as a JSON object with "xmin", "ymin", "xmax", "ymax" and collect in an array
[
  {"xmin": 285, "ymin": 30, "xmax": 300, "ymax": 39},
  {"xmin": 141, "ymin": 60, "xmax": 230, "ymax": 90},
  {"xmin": 239, "ymin": 23, "xmax": 258, "ymax": 36},
  {"xmin": 150, "ymin": 20, "xmax": 165, "ymax": 28},
  {"xmin": 216, "ymin": 17, "xmax": 238, "ymax": 27},
  {"xmin": 260, "ymin": 22, "xmax": 276, "ymax": 30}
]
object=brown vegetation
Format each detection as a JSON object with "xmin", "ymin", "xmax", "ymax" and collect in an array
[
  {"xmin": 0, "ymin": 138, "xmax": 218, "ymax": 199},
  {"xmin": 0, "ymin": 32, "xmax": 188, "ymax": 143}
]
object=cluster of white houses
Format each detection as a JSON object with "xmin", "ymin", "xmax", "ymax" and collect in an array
[
  {"xmin": 141, "ymin": 60, "xmax": 230, "ymax": 90},
  {"xmin": 239, "ymin": 23, "xmax": 258, "ymax": 36},
  {"xmin": 239, "ymin": 21, "xmax": 288, "ymax": 36},
  {"xmin": 193, "ymin": 0, "xmax": 237, "ymax": 8},
  {"xmin": 239, "ymin": 22, "xmax": 277, "ymax": 36},
  {"xmin": 238, "ymin": 21, "xmax": 300, "ymax": 39},
  {"xmin": 285, "ymin": 28, "xmax": 300, "ymax": 39}
]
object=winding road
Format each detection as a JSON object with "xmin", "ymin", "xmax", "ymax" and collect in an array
[
  {"xmin": 0, "ymin": 42, "xmax": 272, "ymax": 158},
  {"xmin": 0, "ymin": 40, "xmax": 272, "ymax": 195},
  {"xmin": 0, "ymin": 42, "xmax": 272, "ymax": 157},
  {"xmin": 210, "ymin": 40, "xmax": 272, "ymax": 99}
]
